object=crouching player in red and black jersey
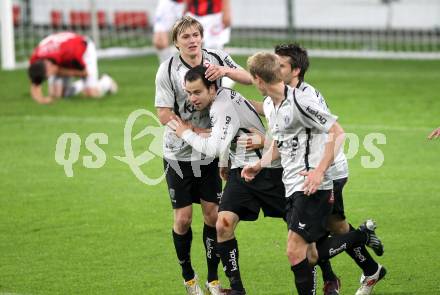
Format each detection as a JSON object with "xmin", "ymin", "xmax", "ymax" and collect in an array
[{"xmin": 28, "ymin": 32, "xmax": 117, "ymax": 104}]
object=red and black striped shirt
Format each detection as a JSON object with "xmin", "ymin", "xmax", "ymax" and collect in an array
[{"xmin": 187, "ymin": 0, "xmax": 222, "ymax": 16}]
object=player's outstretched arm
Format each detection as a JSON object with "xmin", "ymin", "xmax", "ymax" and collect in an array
[
  {"xmin": 428, "ymin": 127, "xmax": 440, "ymax": 139},
  {"xmin": 205, "ymin": 64, "xmax": 252, "ymax": 85},
  {"xmin": 156, "ymin": 107, "xmax": 180, "ymax": 125},
  {"xmin": 30, "ymin": 84, "xmax": 56, "ymax": 104},
  {"xmin": 300, "ymin": 121, "xmax": 345, "ymax": 195}
]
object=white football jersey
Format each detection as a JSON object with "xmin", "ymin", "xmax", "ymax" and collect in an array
[
  {"xmin": 263, "ymin": 85, "xmax": 338, "ymax": 197},
  {"xmin": 155, "ymin": 49, "xmax": 241, "ymax": 161},
  {"xmin": 298, "ymin": 81, "xmax": 348, "ymax": 180},
  {"xmin": 182, "ymin": 88, "xmax": 282, "ymax": 169}
]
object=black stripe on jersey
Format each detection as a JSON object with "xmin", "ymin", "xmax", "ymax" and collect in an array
[
  {"xmin": 292, "ymin": 88, "xmax": 319, "ymax": 124},
  {"xmin": 167, "ymin": 57, "xmax": 180, "ymax": 117},
  {"xmin": 179, "ymin": 55, "xmax": 203, "ymax": 70},
  {"xmin": 203, "ymin": 49, "xmax": 224, "ymax": 66},
  {"xmin": 304, "ymin": 128, "xmax": 311, "ymax": 171},
  {"xmin": 244, "ymin": 99, "xmax": 265, "ymax": 127},
  {"xmin": 207, "ymin": 0, "xmax": 213, "ymax": 14}
]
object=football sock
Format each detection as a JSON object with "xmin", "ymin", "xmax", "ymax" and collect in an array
[
  {"xmin": 316, "ymin": 230, "xmax": 367, "ymax": 260},
  {"xmin": 217, "ymin": 238, "xmax": 245, "ymax": 292},
  {"xmin": 64, "ymin": 79, "xmax": 84, "ymax": 97},
  {"xmin": 203, "ymin": 224, "xmax": 220, "ymax": 282},
  {"xmin": 291, "ymin": 258, "xmax": 317, "ymax": 295},
  {"xmin": 317, "ymin": 259, "xmax": 337, "ymax": 282},
  {"xmin": 97, "ymin": 75, "xmax": 113, "ymax": 96},
  {"xmin": 345, "ymin": 224, "xmax": 379, "ymax": 276},
  {"xmin": 172, "ymin": 228, "xmax": 195, "ymax": 282}
]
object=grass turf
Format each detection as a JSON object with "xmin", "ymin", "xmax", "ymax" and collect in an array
[{"xmin": 0, "ymin": 55, "xmax": 439, "ymax": 294}]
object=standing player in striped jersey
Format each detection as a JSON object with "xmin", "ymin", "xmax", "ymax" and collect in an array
[
  {"xmin": 28, "ymin": 32, "xmax": 117, "ymax": 104},
  {"xmin": 168, "ymin": 65, "xmax": 286, "ymax": 295},
  {"xmin": 274, "ymin": 44, "xmax": 386, "ymax": 295},
  {"xmin": 243, "ymin": 53, "xmax": 384, "ymax": 295},
  {"xmin": 152, "ymin": 0, "xmax": 185, "ymax": 63},
  {"xmin": 154, "ymin": 16, "xmax": 252, "ymax": 295},
  {"xmin": 186, "ymin": 0, "xmax": 231, "ymax": 50}
]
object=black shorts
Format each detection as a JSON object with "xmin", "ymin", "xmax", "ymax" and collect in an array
[
  {"xmin": 332, "ymin": 177, "xmax": 348, "ymax": 219},
  {"xmin": 164, "ymin": 158, "xmax": 222, "ymax": 209},
  {"xmin": 219, "ymin": 168, "xmax": 286, "ymax": 221},
  {"xmin": 286, "ymin": 190, "xmax": 334, "ymax": 243}
]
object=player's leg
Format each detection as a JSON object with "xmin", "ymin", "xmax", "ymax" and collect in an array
[
  {"xmin": 286, "ymin": 190, "xmax": 334, "ymax": 295},
  {"xmin": 153, "ymin": 0, "xmax": 183, "ymax": 63},
  {"xmin": 164, "ymin": 159, "xmax": 203, "ymax": 294},
  {"xmin": 198, "ymin": 159, "xmax": 223, "ymax": 294},
  {"xmin": 215, "ymin": 168, "xmax": 260, "ymax": 295},
  {"xmin": 328, "ymin": 178, "xmax": 385, "ymax": 295},
  {"xmin": 82, "ymin": 39, "xmax": 117, "ymax": 97}
]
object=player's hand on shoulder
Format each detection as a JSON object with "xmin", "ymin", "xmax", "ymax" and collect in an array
[
  {"xmin": 205, "ymin": 63, "xmax": 226, "ymax": 81},
  {"xmin": 167, "ymin": 116, "xmax": 191, "ymax": 138}
]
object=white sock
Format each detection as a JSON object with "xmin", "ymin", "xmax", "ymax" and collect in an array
[
  {"xmin": 97, "ymin": 75, "xmax": 113, "ymax": 96},
  {"xmin": 64, "ymin": 79, "xmax": 84, "ymax": 97}
]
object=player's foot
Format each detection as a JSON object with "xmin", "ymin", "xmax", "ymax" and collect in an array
[
  {"xmin": 355, "ymin": 264, "xmax": 387, "ymax": 295},
  {"xmin": 184, "ymin": 274, "xmax": 204, "ymax": 295},
  {"xmin": 359, "ymin": 219, "xmax": 384, "ymax": 256},
  {"xmin": 102, "ymin": 74, "xmax": 118, "ymax": 95},
  {"xmin": 323, "ymin": 277, "xmax": 341, "ymax": 295},
  {"xmin": 205, "ymin": 280, "xmax": 231, "ymax": 295}
]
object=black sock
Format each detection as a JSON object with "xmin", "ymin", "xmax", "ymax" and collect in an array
[
  {"xmin": 316, "ymin": 230, "xmax": 367, "ymax": 260},
  {"xmin": 345, "ymin": 224, "xmax": 379, "ymax": 276},
  {"xmin": 291, "ymin": 258, "xmax": 317, "ymax": 295},
  {"xmin": 203, "ymin": 224, "xmax": 220, "ymax": 282},
  {"xmin": 172, "ymin": 228, "xmax": 195, "ymax": 281},
  {"xmin": 217, "ymin": 238, "xmax": 245, "ymax": 292},
  {"xmin": 317, "ymin": 259, "xmax": 336, "ymax": 282}
]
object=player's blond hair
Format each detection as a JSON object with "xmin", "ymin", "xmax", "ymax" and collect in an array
[
  {"xmin": 172, "ymin": 16, "xmax": 204, "ymax": 45},
  {"xmin": 247, "ymin": 52, "xmax": 282, "ymax": 84}
]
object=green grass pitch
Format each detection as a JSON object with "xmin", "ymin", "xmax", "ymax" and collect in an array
[{"xmin": 0, "ymin": 55, "xmax": 439, "ymax": 295}]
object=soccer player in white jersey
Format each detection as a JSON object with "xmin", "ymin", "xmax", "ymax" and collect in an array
[
  {"xmin": 154, "ymin": 16, "xmax": 252, "ymax": 295},
  {"xmin": 274, "ymin": 43, "xmax": 386, "ymax": 295},
  {"xmin": 168, "ymin": 65, "xmax": 286, "ymax": 295},
  {"xmin": 243, "ymin": 53, "xmax": 384, "ymax": 295}
]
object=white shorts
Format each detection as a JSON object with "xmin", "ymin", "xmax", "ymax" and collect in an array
[
  {"xmin": 188, "ymin": 12, "xmax": 230, "ymax": 49},
  {"xmin": 154, "ymin": 0, "xmax": 185, "ymax": 33}
]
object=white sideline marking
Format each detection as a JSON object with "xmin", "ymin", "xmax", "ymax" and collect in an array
[{"xmin": 0, "ymin": 115, "xmax": 432, "ymax": 132}]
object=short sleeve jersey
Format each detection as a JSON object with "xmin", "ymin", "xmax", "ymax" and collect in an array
[
  {"xmin": 263, "ymin": 85, "xmax": 338, "ymax": 197},
  {"xmin": 155, "ymin": 49, "xmax": 241, "ymax": 161},
  {"xmin": 298, "ymin": 81, "xmax": 348, "ymax": 180},
  {"xmin": 181, "ymin": 87, "xmax": 282, "ymax": 169},
  {"xmin": 30, "ymin": 32, "xmax": 87, "ymax": 70}
]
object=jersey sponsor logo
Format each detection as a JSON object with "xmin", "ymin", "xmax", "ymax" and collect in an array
[
  {"xmin": 183, "ymin": 100, "xmax": 196, "ymax": 113},
  {"xmin": 220, "ymin": 115, "xmax": 232, "ymax": 140},
  {"xmin": 229, "ymin": 248, "xmax": 238, "ymax": 271},
  {"xmin": 306, "ymin": 106, "xmax": 327, "ymax": 125},
  {"xmin": 223, "ymin": 57, "xmax": 237, "ymax": 69},
  {"xmin": 329, "ymin": 243, "xmax": 347, "ymax": 256},
  {"xmin": 277, "ymin": 137, "xmax": 299, "ymax": 157}
]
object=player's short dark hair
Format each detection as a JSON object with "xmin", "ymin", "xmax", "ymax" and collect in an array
[
  {"xmin": 184, "ymin": 65, "xmax": 216, "ymax": 89},
  {"xmin": 275, "ymin": 43, "xmax": 309, "ymax": 80},
  {"xmin": 28, "ymin": 60, "xmax": 47, "ymax": 85}
]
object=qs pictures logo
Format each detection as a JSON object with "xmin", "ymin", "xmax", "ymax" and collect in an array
[{"xmin": 54, "ymin": 109, "xmax": 167, "ymax": 185}]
